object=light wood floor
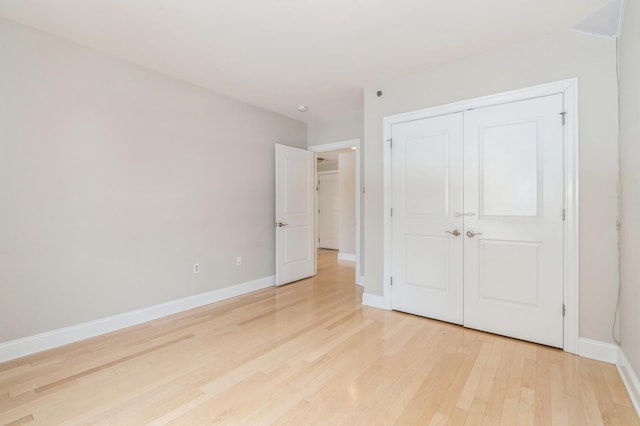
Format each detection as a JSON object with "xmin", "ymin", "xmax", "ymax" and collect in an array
[{"xmin": 1, "ymin": 250, "xmax": 638, "ymax": 425}]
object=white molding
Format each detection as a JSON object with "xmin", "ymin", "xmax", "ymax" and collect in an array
[
  {"xmin": 362, "ymin": 293, "xmax": 391, "ymax": 310},
  {"xmin": 337, "ymin": 252, "xmax": 356, "ymax": 262},
  {"xmin": 0, "ymin": 276, "xmax": 275, "ymax": 364},
  {"xmin": 618, "ymin": 347, "xmax": 640, "ymax": 417},
  {"xmin": 308, "ymin": 138, "xmax": 362, "ymax": 287},
  {"xmin": 578, "ymin": 338, "xmax": 618, "ymax": 364},
  {"xmin": 308, "ymin": 139, "xmax": 360, "ymax": 152},
  {"xmin": 356, "ymin": 275, "xmax": 365, "ymax": 286},
  {"xmin": 562, "ymin": 80, "xmax": 580, "ymax": 355},
  {"xmin": 317, "ymin": 170, "xmax": 338, "ymax": 176},
  {"xmin": 383, "ymin": 79, "xmax": 580, "ymax": 126},
  {"xmin": 382, "ymin": 79, "xmax": 580, "ymax": 354}
]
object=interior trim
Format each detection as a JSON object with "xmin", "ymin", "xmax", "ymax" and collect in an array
[{"xmin": 0, "ymin": 275, "xmax": 275, "ymax": 363}]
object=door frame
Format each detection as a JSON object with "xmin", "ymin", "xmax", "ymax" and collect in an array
[
  {"xmin": 382, "ymin": 79, "xmax": 579, "ymax": 354},
  {"xmin": 309, "ymin": 139, "xmax": 363, "ymax": 286}
]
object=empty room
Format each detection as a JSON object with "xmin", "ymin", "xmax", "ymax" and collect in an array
[{"xmin": 1, "ymin": 0, "xmax": 640, "ymax": 424}]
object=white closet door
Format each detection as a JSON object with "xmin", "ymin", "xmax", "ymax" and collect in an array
[
  {"xmin": 463, "ymin": 94, "xmax": 565, "ymax": 347},
  {"xmin": 391, "ymin": 113, "xmax": 464, "ymax": 324}
]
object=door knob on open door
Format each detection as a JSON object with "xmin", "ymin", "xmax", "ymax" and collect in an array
[
  {"xmin": 275, "ymin": 222, "xmax": 288, "ymax": 228},
  {"xmin": 466, "ymin": 231, "xmax": 482, "ymax": 238},
  {"xmin": 445, "ymin": 230, "xmax": 461, "ymax": 237}
]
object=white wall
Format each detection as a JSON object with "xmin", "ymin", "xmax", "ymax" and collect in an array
[
  {"xmin": 307, "ymin": 104, "xmax": 363, "ymax": 147},
  {"xmin": 0, "ymin": 18, "xmax": 307, "ymax": 343},
  {"xmin": 620, "ymin": 0, "xmax": 640, "ymax": 375},
  {"xmin": 338, "ymin": 152, "xmax": 356, "ymax": 257},
  {"xmin": 364, "ymin": 31, "xmax": 619, "ymax": 343}
]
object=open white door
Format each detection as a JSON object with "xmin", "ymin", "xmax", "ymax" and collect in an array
[{"xmin": 275, "ymin": 144, "xmax": 315, "ymax": 286}]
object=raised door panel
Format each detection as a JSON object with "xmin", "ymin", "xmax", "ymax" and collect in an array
[
  {"xmin": 405, "ymin": 134, "xmax": 449, "ymax": 217},
  {"xmin": 481, "ymin": 122, "xmax": 539, "ymax": 217}
]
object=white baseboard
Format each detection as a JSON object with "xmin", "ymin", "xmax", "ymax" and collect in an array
[
  {"xmin": 578, "ymin": 338, "xmax": 618, "ymax": 364},
  {"xmin": 362, "ymin": 293, "xmax": 391, "ymax": 310},
  {"xmin": 337, "ymin": 252, "xmax": 356, "ymax": 262},
  {"xmin": 617, "ymin": 347, "xmax": 640, "ymax": 417},
  {"xmin": 0, "ymin": 275, "xmax": 275, "ymax": 364},
  {"xmin": 356, "ymin": 275, "xmax": 365, "ymax": 286}
]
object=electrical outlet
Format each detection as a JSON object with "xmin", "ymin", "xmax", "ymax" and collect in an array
[
  {"xmin": 236, "ymin": 256, "xmax": 242, "ymax": 266},
  {"xmin": 193, "ymin": 263, "xmax": 200, "ymax": 274}
]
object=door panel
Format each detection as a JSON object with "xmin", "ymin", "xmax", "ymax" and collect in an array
[
  {"xmin": 391, "ymin": 113, "xmax": 464, "ymax": 324},
  {"xmin": 405, "ymin": 135, "xmax": 449, "ymax": 216},
  {"xmin": 319, "ymin": 173, "xmax": 339, "ymax": 250},
  {"xmin": 481, "ymin": 122, "xmax": 539, "ymax": 217},
  {"xmin": 405, "ymin": 236, "xmax": 449, "ymax": 291},
  {"xmin": 276, "ymin": 144, "xmax": 315, "ymax": 286},
  {"xmin": 479, "ymin": 240, "xmax": 540, "ymax": 305},
  {"xmin": 463, "ymin": 94, "xmax": 564, "ymax": 348}
]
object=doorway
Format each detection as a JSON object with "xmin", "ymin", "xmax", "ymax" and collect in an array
[{"xmin": 309, "ymin": 139, "xmax": 362, "ymax": 285}]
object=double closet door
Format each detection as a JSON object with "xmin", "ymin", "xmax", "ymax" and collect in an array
[{"xmin": 391, "ymin": 94, "xmax": 565, "ymax": 348}]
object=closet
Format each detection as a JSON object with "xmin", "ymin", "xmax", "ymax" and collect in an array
[{"xmin": 390, "ymin": 94, "xmax": 565, "ymax": 348}]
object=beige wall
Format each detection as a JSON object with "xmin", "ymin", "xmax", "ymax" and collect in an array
[
  {"xmin": 620, "ymin": 0, "xmax": 640, "ymax": 373},
  {"xmin": 0, "ymin": 18, "xmax": 307, "ymax": 343},
  {"xmin": 307, "ymin": 104, "xmax": 363, "ymax": 147},
  {"xmin": 364, "ymin": 31, "xmax": 619, "ymax": 343},
  {"xmin": 339, "ymin": 152, "xmax": 356, "ymax": 257}
]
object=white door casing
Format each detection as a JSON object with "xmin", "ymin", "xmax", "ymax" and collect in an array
[
  {"xmin": 463, "ymin": 94, "xmax": 565, "ymax": 348},
  {"xmin": 391, "ymin": 113, "xmax": 464, "ymax": 324},
  {"xmin": 275, "ymin": 144, "xmax": 315, "ymax": 286},
  {"xmin": 318, "ymin": 172, "xmax": 340, "ymax": 250}
]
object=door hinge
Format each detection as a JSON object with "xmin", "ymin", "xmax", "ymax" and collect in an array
[
  {"xmin": 390, "ymin": 208, "xmax": 393, "ymax": 217},
  {"xmin": 318, "ymin": 209, "xmax": 321, "ymax": 214},
  {"xmin": 362, "ymin": 186, "xmax": 365, "ymax": 194},
  {"xmin": 560, "ymin": 112, "xmax": 567, "ymax": 125},
  {"xmin": 387, "ymin": 138, "xmax": 393, "ymax": 148},
  {"xmin": 563, "ymin": 209, "xmax": 566, "ymax": 221},
  {"xmin": 563, "ymin": 304, "xmax": 566, "ymax": 317},
  {"xmin": 390, "ymin": 277, "xmax": 393, "ymax": 286}
]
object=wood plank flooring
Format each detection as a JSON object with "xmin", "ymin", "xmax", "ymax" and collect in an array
[{"xmin": 0, "ymin": 250, "xmax": 638, "ymax": 425}]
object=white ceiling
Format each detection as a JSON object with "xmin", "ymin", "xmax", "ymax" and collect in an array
[{"xmin": 0, "ymin": 0, "xmax": 606, "ymax": 126}]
